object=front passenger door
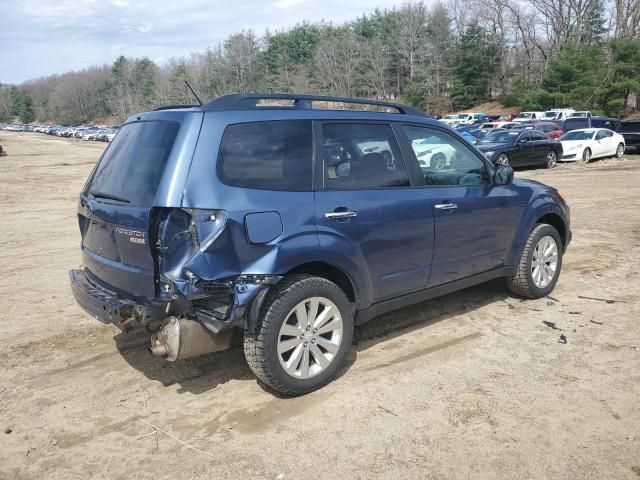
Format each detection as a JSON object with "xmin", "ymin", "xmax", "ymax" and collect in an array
[
  {"xmin": 400, "ymin": 125, "xmax": 527, "ymax": 286},
  {"xmin": 593, "ymin": 129, "xmax": 608, "ymax": 157},
  {"xmin": 512, "ymin": 131, "xmax": 533, "ymax": 167}
]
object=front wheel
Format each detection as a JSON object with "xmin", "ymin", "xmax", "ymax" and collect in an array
[
  {"xmin": 582, "ymin": 148, "xmax": 592, "ymax": 163},
  {"xmin": 507, "ymin": 224, "xmax": 563, "ymax": 298},
  {"xmin": 615, "ymin": 143, "xmax": 625, "ymax": 158},
  {"xmin": 243, "ymin": 275, "xmax": 354, "ymax": 395},
  {"xmin": 545, "ymin": 150, "xmax": 557, "ymax": 169},
  {"xmin": 432, "ymin": 152, "xmax": 446, "ymax": 170}
]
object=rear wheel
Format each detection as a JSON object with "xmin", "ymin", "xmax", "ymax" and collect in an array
[
  {"xmin": 545, "ymin": 150, "xmax": 557, "ymax": 169},
  {"xmin": 582, "ymin": 148, "xmax": 592, "ymax": 163},
  {"xmin": 496, "ymin": 153, "xmax": 510, "ymax": 166},
  {"xmin": 615, "ymin": 143, "xmax": 625, "ymax": 158},
  {"xmin": 507, "ymin": 224, "xmax": 563, "ymax": 299},
  {"xmin": 243, "ymin": 275, "xmax": 354, "ymax": 395}
]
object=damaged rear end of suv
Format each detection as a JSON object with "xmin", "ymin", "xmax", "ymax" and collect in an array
[{"xmin": 70, "ymin": 106, "xmax": 284, "ymax": 365}]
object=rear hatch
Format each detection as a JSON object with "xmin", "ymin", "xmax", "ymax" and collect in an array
[{"xmin": 78, "ymin": 120, "xmax": 181, "ymax": 298}]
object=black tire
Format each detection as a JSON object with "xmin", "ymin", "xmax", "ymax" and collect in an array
[
  {"xmin": 545, "ymin": 150, "xmax": 557, "ymax": 169},
  {"xmin": 615, "ymin": 143, "xmax": 625, "ymax": 159},
  {"xmin": 506, "ymin": 224, "xmax": 563, "ymax": 299},
  {"xmin": 582, "ymin": 148, "xmax": 592, "ymax": 163},
  {"xmin": 243, "ymin": 275, "xmax": 354, "ymax": 395}
]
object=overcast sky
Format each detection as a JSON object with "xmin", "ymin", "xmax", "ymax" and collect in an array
[{"xmin": 0, "ymin": 0, "xmax": 411, "ymax": 84}]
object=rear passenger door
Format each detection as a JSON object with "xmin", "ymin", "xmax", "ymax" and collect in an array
[
  {"xmin": 314, "ymin": 122, "xmax": 434, "ymax": 305},
  {"xmin": 529, "ymin": 130, "xmax": 551, "ymax": 165}
]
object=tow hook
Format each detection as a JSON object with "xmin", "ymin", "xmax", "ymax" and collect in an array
[{"xmin": 149, "ymin": 317, "xmax": 232, "ymax": 361}]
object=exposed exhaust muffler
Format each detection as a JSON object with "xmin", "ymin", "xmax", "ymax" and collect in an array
[{"xmin": 150, "ymin": 317, "xmax": 232, "ymax": 361}]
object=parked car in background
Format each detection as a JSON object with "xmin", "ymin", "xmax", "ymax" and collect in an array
[
  {"xmin": 411, "ymin": 135, "xmax": 457, "ymax": 169},
  {"xmin": 568, "ymin": 111, "xmax": 592, "ymax": 118},
  {"xmin": 481, "ymin": 121, "xmax": 511, "ymax": 129},
  {"xmin": 559, "ymin": 128, "xmax": 625, "ymax": 163},
  {"xmin": 619, "ymin": 120, "xmax": 640, "ymax": 152},
  {"xmin": 475, "ymin": 128, "xmax": 562, "ymax": 168},
  {"xmin": 498, "ymin": 114, "xmax": 517, "ymax": 122},
  {"xmin": 456, "ymin": 112, "xmax": 486, "ymax": 125},
  {"xmin": 563, "ymin": 116, "xmax": 621, "ymax": 133},
  {"xmin": 439, "ymin": 114, "xmax": 459, "ymax": 126},
  {"xmin": 512, "ymin": 111, "xmax": 545, "ymax": 123},
  {"xmin": 543, "ymin": 109, "xmax": 575, "ymax": 121},
  {"xmin": 510, "ymin": 121, "xmax": 565, "ymax": 139}
]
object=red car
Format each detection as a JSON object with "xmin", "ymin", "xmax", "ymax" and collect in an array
[{"xmin": 513, "ymin": 121, "xmax": 565, "ymax": 139}]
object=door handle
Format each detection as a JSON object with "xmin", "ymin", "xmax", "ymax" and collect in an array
[
  {"xmin": 434, "ymin": 203, "xmax": 458, "ymax": 210},
  {"xmin": 325, "ymin": 210, "xmax": 358, "ymax": 219}
]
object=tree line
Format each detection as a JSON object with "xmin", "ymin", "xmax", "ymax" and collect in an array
[{"xmin": 1, "ymin": 0, "xmax": 639, "ymax": 124}]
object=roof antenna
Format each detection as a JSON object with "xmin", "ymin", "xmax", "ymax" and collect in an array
[{"xmin": 184, "ymin": 80, "xmax": 203, "ymax": 106}]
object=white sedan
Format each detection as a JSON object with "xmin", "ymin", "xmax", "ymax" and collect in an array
[
  {"xmin": 559, "ymin": 128, "xmax": 625, "ymax": 163},
  {"xmin": 412, "ymin": 137, "xmax": 456, "ymax": 169}
]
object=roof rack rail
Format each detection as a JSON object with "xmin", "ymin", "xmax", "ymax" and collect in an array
[
  {"xmin": 202, "ymin": 93, "xmax": 427, "ymax": 116},
  {"xmin": 153, "ymin": 104, "xmax": 198, "ymax": 111}
]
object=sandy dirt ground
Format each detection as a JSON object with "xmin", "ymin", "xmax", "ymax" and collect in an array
[{"xmin": 0, "ymin": 131, "xmax": 639, "ymax": 480}]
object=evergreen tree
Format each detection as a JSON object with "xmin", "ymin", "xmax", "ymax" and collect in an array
[{"xmin": 450, "ymin": 24, "xmax": 498, "ymax": 109}]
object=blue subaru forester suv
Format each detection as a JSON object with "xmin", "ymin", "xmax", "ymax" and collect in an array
[{"xmin": 70, "ymin": 93, "xmax": 571, "ymax": 395}]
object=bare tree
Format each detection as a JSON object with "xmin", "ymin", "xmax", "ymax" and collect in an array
[
  {"xmin": 613, "ymin": 0, "xmax": 640, "ymax": 38},
  {"xmin": 224, "ymin": 31, "xmax": 260, "ymax": 92},
  {"xmin": 313, "ymin": 29, "xmax": 359, "ymax": 96}
]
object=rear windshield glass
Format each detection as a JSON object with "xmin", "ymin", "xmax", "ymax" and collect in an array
[
  {"xmin": 564, "ymin": 118, "xmax": 589, "ymax": 131},
  {"xmin": 217, "ymin": 120, "xmax": 312, "ymax": 191},
  {"xmin": 88, "ymin": 121, "xmax": 179, "ymax": 206}
]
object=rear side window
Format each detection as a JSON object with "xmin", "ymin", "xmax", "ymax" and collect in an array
[
  {"xmin": 88, "ymin": 120, "xmax": 179, "ymax": 206},
  {"xmin": 321, "ymin": 123, "xmax": 410, "ymax": 190},
  {"xmin": 218, "ymin": 120, "xmax": 312, "ymax": 191},
  {"xmin": 531, "ymin": 131, "xmax": 548, "ymax": 141}
]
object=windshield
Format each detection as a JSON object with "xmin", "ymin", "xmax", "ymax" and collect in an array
[
  {"xmin": 479, "ymin": 130, "xmax": 520, "ymax": 144},
  {"xmin": 516, "ymin": 113, "xmax": 532, "ymax": 119},
  {"xmin": 570, "ymin": 112, "xmax": 588, "ymax": 117},
  {"xmin": 87, "ymin": 120, "xmax": 180, "ymax": 206},
  {"xmin": 544, "ymin": 112, "xmax": 558, "ymax": 119},
  {"xmin": 457, "ymin": 114, "xmax": 469, "ymax": 119},
  {"xmin": 560, "ymin": 130, "xmax": 594, "ymax": 141},
  {"xmin": 444, "ymin": 115, "xmax": 457, "ymax": 119}
]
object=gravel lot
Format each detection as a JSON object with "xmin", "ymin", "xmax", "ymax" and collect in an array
[{"xmin": 1, "ymin": 131, "xmax": 639, "ymax": 480}]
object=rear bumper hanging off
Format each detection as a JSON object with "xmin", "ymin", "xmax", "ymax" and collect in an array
[{"xmin": 69, "ymin": 268, "xmax": 168, "ymax": 331}]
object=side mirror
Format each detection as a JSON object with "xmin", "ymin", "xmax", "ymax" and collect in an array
[{"xmin": 494, "ymin": 164, "xmax": 514, "ymax": 185}]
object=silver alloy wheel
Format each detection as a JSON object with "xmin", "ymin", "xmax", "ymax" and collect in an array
[
  {"xmin": 616, "ymin": 143, "xmax": 624, "ymax": 158},
  {"xmin": 583, "ymin": 149, "xmax": 591, "ymax": 163},
  {"xmin": 546, "ymin": 150, "xmax": 557, "ymax": 168},
  {"xmin": 531, "ymin": 235, "xmax": 559, "ymax": 288},
  {"xmin": 496, "ymin": 154, "xmax": 509, "ymax": 166},
  {"xmin": 432, "ymin": 153, "xmax": 446, "ymax": 170},
  {"xmin": 277, "ymin": 297, "xmax": 343, "ymax": 379}
]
